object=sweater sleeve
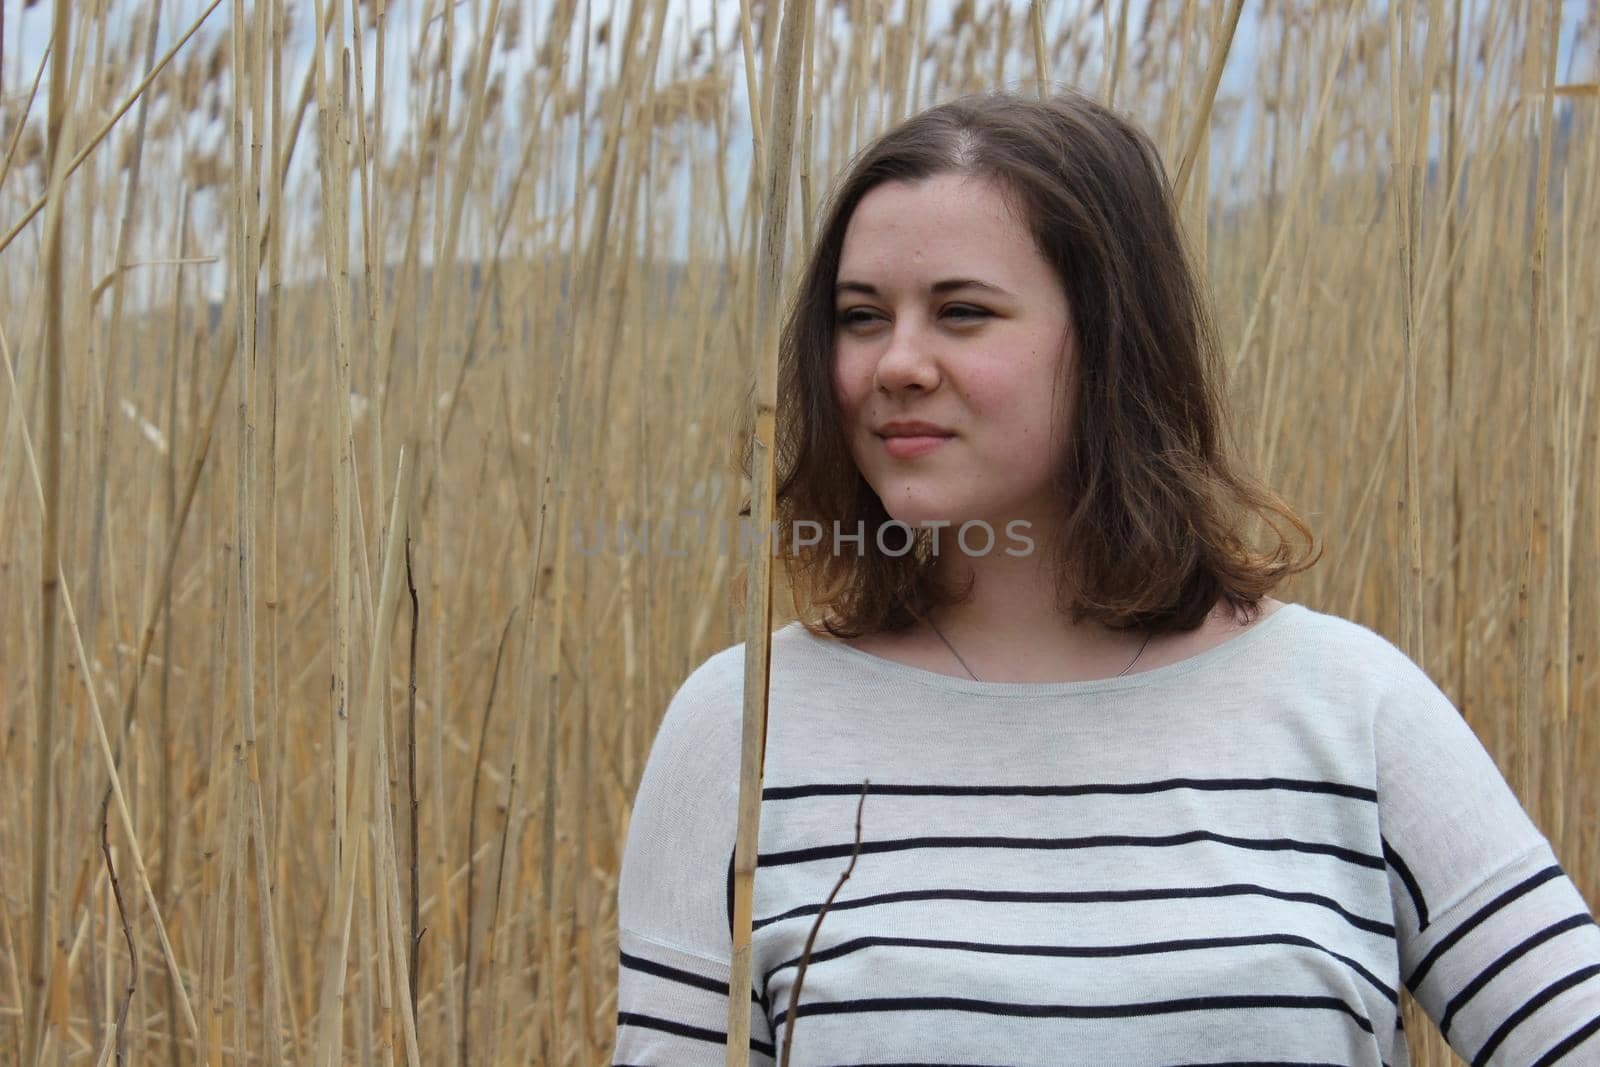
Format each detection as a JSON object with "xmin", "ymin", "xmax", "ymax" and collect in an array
[
  {"xmin": 611, "ymin": 651, "xmax": 778, "ymax": 1067},
  {"xmin": 1374, "ymin": 650, "xmax": 1600, "ymax": 1064}
]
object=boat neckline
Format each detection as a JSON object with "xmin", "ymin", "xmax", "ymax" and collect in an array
[{"xmin": 782, "ymin": 602, "xmax": 1308, "ymax": 697}]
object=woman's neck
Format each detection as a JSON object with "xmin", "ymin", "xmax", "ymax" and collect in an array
[
  {"xmin": 895, "ymin": 551, "xmax": 1283, "ymax": 684},
  {"xmin": 924, "ymin": 551, "xmax": 1147, "ymax": 682}
]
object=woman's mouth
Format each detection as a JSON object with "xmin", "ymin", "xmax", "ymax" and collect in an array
[{"xmin": 880, "ymin": 434, "xmax": 951, "ymax": 459}]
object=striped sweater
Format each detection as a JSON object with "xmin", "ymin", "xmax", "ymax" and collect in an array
[{"xmin": 612, "ymin": 603, "xmax": 1600, "ymax": 1065}]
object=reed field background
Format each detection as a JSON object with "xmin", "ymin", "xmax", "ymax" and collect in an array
[{"xmin": 0, "ymin": 0, "xmax": 1595, "ymax": 1063}]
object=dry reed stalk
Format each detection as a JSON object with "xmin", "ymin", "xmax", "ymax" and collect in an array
[
  {"xmin": 395, "ymin": 21, "xmax": 466, "ymax": 1045},
  {"xmin": 736, "ymin": 0, "xmax": 765, "ymax": 182},
  {"xmin": 403, "ymin": 539, "xmax": 420, "ymax": 1028},
  {"xmin": 83, "ymin": 4, "xmax": 162, "ymax": 703},
  {"xmin": 323, "ymin": 444, "xmax": 415, "ymax": 1067},
  {"xmin": 565, "ymin": 28, "xmax": 671, "ymax": 1051},
  {"xmin": 1157, "ymin": 0, "xmax": 1197, "ymax": 168},
  {"xmin": 56, "ymin": 45, "xmax": 339, "ymax": 968},
  {"xmin": 1170, "ymin": 0, "xmax": 1242, "ymax": 204},
  {"xmin": 237, "ymin": 0, "xmax": 290, "ymax": 1057},
  {"xmin": 1102, "ymin": 0, "xmax": 1130, "ymax": 105},
  {"xmin": 462, "ymin": 606, "xmax": 515, "ymax": 1065},
  {"xmin": 341, "ymin": 8, "xmax": 424, "ymax": 1058},
  {"xmin": 1387, "ymin": 7, "xmax": 1448, "ymax": 1059},
  {"xmin": 307, "ymin": 0, "xmax": 359, "ymax": 1060},
  {"xmin": 24, "ymin": 0, "xmax": 73, "ymax": 1061},
  {"xmin": 1445, "ymin": 0, "xmax": 1466, "ymax": 711},
  {"xmin": 1386, "ymin": 0, "xmax": 1445, "ymax": 665},
  {"xmin": 0, "ymin": 43, "xmax": 51, "ymax": 203},
  {"xmin": 45, "ymin": 206, "xmax": 285, "ymax": 1056},
  {"xmin": 158, "ymin": 194, "xmax": 191, "ymax": 1067},
  {"xmin": 1229, "ymin": 0, "xmax": 1365, "ymax": 376},
  {"xmin": 726, "ymin": 0, "xmax": 808, "ymax": 1061},
  {"xmin": 0, "ymin": 0, "xmax": 227, "ymax": 261},
  {"xmin": 525, "ymin": 3, "xmax": 667, "ymax": 1058},
  {"xmin": 372, "ymin": 689, "xmax": 422, "ymax": 1067},
  {"xmin": 1029, "ymin": 0, "xmax": 1048, "ymax": 95},
  {"xmin": 1551, "ymin": 172, "xmax": 1583, "ymax": 870},
  {"xmin": 263, "ymin": 10, "xmax": 289, "ymax": 1041},
  {"xmin": 1513, "ymin": 0, "xmax": 1561, "ymax": 821},
  {"xmin": 48, "ymin": 559, "xmax": 202, "ymax": 1050}
]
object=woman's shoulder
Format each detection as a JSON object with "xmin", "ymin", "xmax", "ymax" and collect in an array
[
  {"xmin": 1271, "ymin": 600, "xmax": 1425, "ymax": 663},
  {"xmin": 653, "ymin": 622, "xmax": 825, "ymax": 733},
  {"xmin": 651, "ymin": 642, "xmax": 746, "ymax": 750},
  {"xmin": 1262, "ymin": 601, "xmax": 1454, "ymax": 708}
]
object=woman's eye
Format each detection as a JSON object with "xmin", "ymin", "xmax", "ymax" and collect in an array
[
  {"xmin": 835, "ymin": 306, "xmax": 988, "ymax": 328},
  {"xmin": 943, "ymin": 305, "xmax": 989, "ymax": 321}
]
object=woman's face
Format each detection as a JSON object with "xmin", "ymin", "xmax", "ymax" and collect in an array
[{"xmin": 832, "ymin": 172, "xmax": 1076, "ymax": 545}]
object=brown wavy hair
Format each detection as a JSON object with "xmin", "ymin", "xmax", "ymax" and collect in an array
[{"xmin": 735, "ymin": 89, "xmax": 1318, "ymax": 639}]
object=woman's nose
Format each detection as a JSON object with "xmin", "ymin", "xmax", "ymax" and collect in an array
[{"xmin": 873, "ymin": 318, "xmax": 940, "ymax": 395}]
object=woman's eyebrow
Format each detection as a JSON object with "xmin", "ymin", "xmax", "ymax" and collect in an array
[{"xmin": 834, "ymin": 277, "xmax": 1012, "ymax": 297}]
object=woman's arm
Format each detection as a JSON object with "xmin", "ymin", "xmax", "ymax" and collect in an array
[
  {"xmin": 1376, "ymin": 655, "xmax": 1600, "ymax": 1063},
  {"xmin": 611, "ymin": 649, "xmax": 778, "ymax": 1066}
]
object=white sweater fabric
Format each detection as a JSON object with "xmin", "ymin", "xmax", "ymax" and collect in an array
[{"xmin": 611, "ymin": 603, "xmax": 1600, "ymax": 1065}]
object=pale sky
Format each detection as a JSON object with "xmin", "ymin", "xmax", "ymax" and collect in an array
[{"xmin": 1, "ymin": 0, "xmax": 1591, "ymax": 298}]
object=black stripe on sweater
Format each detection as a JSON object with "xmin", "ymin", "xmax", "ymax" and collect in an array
[
  {"xmin": 1382, "ymin": 836, "xmax": 1430, "ymax": 931},
  {"xmin": 761, "ymin": 931, "xmax": 1398, "ymax": 1005},
  {"xmin": 819, "ymin": 1062, "xmax": 1360, "ymax": 1067},
  {"xmin": 619, "ymin": 949, "xmax": 763, "ymax": 1005},
  {"xmin": 1150, "ymin": 1062, "xmax": 1361, "ymax": 1067},
  {"xmin": 758, "ymin": 830, "xmax": 1385, "ymax": 871},
  {"xmin": 615, "ymin": 1011, "xmax": 776, "ymax": 1057},
  {"xmin": 771, "ymin": 992, "xmax": 1375, "ymax": 1033},
  {"xmin": 1439, "ymin": 913, "xmax": 1598, "ymax": 1035},
  {"xmin": 763, "ymin": 776, "xmax": 1377, "ymax": 803},
  {"xmin": 819, "ymin": 1062, "xmax": 1023, "ymax": 1067},
  {"xmin": 1530, "ymin": 1013, "xmax": 1600, "ymax": 1066},
  {"xmin": 753, "ymin": 882, "xmax": 1395, "ymax": 939},
  {"xmin": 1470, "ymin": 963, "xmax": 1600, "ymax": 1065},
  {"xmin": 1405, "ymin": 864, "xmax": 1564, "ymax": 989}
]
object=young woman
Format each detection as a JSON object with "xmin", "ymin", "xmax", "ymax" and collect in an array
[{"xmin": 611, "ymin": 91, "xmax": 1600, "ymax": 1065}]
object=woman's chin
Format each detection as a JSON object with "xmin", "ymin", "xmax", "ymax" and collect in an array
[
  {"xmin": 879, "ymin": 509, "xmax": 980, "ymax": 533},
  {"xmin": 876, "ymin": 511, "xmax": 985, "ymax": 543}
]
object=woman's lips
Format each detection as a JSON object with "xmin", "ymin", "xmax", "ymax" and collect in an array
[{"xmin": 881, "ymin": 434, "xmax": 951, "ymax": 459}]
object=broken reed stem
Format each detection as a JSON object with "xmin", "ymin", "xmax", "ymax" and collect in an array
[
  {"xmin": 97, "ymin": 795, "xmax": 136, "ymax": 1067},
  {"xmin": 780, "ymin": 781, "xmax": 869, "ymax": 1067}
]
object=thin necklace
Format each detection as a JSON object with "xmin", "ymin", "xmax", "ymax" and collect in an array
[{"xmin": 925, "ymin": 614, "xmax": 1153, "ymax": 682}]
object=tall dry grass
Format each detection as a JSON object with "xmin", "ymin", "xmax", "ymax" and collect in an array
[{"xmin": 0, "ymin": 1, "xmax": 1595, "ymax": 1065}]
